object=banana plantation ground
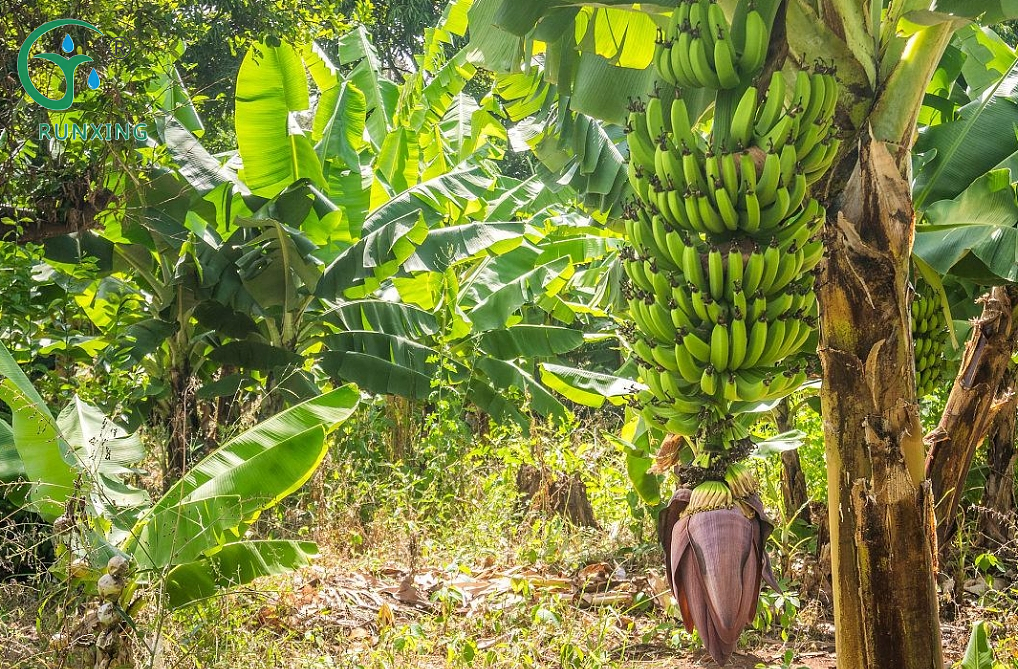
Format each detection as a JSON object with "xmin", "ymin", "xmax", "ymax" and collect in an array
[{"xmin": 1, "ymin": 404, "xmax": 1016, "ymax": 668}]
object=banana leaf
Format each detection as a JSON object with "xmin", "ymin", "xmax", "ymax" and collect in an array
[
  {"xmin": 320, "ymin": 299, "xmax": 440, "ymax": 339},
  {"xmin": 478, "ymin": 324, "xmax": 584, "ymax": 359},
  {"xmin": 318, "ymin": 332, "xmax": 452, "ymax": 399},
  {"xmin": 475, "ymin": 357, "xmax": 568, "ymax": 420},
  {"xmin": 235, "ymin": 42, "xmax": 325, "ymax": 197},
  {"xmin": 539, "ymin": 362, "xmax": 641, "ymax": 408},
  {"xmin": 133, "ymin": 495, "xmax": 245, "ymax": 570},
  {"xmin": 0, "ymin": 343, "xmax": 75, "ymax": 521},
  {"xmin": 316, "ymin": 211, "xmax": 429, "ymax": 300},
  {"xmin": 164, "ymin": 540, "xmax": 319, "ymax": 608},
  {"xmin": 145, "ymin": 386, "xmax": 358, "ymax": 521},
  {"xmin": 914, "ymin": 169, "xmax": 1018, "ymax": 283}
]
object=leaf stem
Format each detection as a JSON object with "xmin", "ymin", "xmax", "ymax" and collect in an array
[{"xmin": 869, "ymin": 22, "xmax": 955, "ymax": 165}]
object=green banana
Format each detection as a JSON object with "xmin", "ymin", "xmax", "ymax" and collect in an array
[
  {"xmin": 646, "ymin": 94, "xmax": 667, "ymax": 139},
  {"xmin": 683, "ymin": 327, "xmax": 712, "ymax": 363},
  {"xmin": 710, "ymin": 321, "xmax": 730, "ymax": 372},
  {"xmin": 672, "ymin": 285, "xmax": 699, "ymax": 326},
  {"xmin": 732, "ymin": 287, "xmax": 748, "ymax": 315},
  {"xmin": 742, "ymin": 316, "xmax": 768, "ymax": 367},
  {"xmin": 768, "ymin": 248, "xmax": 803, "ymax": 297},
  {"xmin": 674, "ymin": 343, "xmax": 705, "ymax": 385},
  {"xmin": 689, "ymin": 31, "xmax": 723, "ymax": 89},
  {"xmin": 738, "ymin": 150, "xmax": 759, "ymax": 193},
  {"xmin": 755, "ymin": 73, "xmax": 786, "ymax": 139},
  {"xmin": 672, "ymin": 30, "xmax": 700, "ymax": 89},
  {"xmin": 728, "ymin": 314, "xmax": 747, "ymax": 369},
  {"xmin": 726, "ymin": 247, "xmax": 744, "ymax": 301},
  {"xmin": 654, "ymin": 36, "xmax": 677, "ymax": 86},
  {"xmin": 626, "ymin": 108, "xmax": 656, "ymax": 170},
  {"xmin": 729, "ymin": 86, "xmax": 758, "ymax": 148},
  {"xmin": 791, "ymin": 70, "xmax": 812, "ymax": 113},
  {"xmin": 757, "ymin": 316, "xmax": 786, "ymax": 367},
  {"xmin": 758, "ymin": 185, "xmax": 790, "ymax": 230},
  {"xmin": 764, "ymin": 291, "xmax": 794, "ymax": 320},
  {"xmin": 720, "ymin": 151, "xmax": 740, "ymax": 199},
  {"xmin": 670, "ymin": 96, "xmax": 697, "ymax": 151},
  {"xmin": 742, "ymin": 245, "xmax": 765, "ymax": 295},
  {"xmin": 704, "ymin": 293, "xmax": 726, "ymax": 324},
  {"xmin": 682, "ymin": 242, "xmax": 705, "ymax": 289},
  {"xmin": 712, "ymin": 184, "xmax": 739, "ymax": 233},
  {"xmin": 700, "ymin": 364, "xmax": 719, "ymax": 396},
  {"xmin": 738, "ymin": 9, "xmax": 768, "ymax": 76},
  {"xmin": 689, "ymin": 284, "xmax": 710, "ymax": 321},
  {"xmin": 648, "ymin": 300, "xmax": 679, "ymax": 341},
  {"xmin": 697, "ymin": 192, "xmax": 728, "ymax": 234},
  {"xmin": 758, "ymin": 240, "xmax": 782, "ymax": 296},
  {"xmin": 707, "ymin": 245, "xmax": 725, "ymax": 301},
  {"xmin": 756, "ymin": 150, "xmax": 781, "ymax": 206},
  {"xmin": 712, "ymin": 33, "xmax": 740, "ymax": 89}
]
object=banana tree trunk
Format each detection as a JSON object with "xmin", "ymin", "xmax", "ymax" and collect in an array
[
  {"xmin": 817, "ymin": 134, "xmax": 943, "ymax": 669},
  {"xmin": 925, "ymin": 286, "xmax": 1017, "ymax": 546},
  {"xmin": 776, "ymin": 399, "xmax": 810, "ymax": 524},
  {"xmin": 978, "ymin": 370, "xmax": 1017, "ymax": 546}
]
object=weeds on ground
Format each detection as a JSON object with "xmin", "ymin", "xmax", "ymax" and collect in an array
[{"xmin": 1, "ymin": 394, "xmax": 1016, "ymax": 669}]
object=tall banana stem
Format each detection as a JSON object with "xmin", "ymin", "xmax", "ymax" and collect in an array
[{"xmin": 818, "ymin": 132, "xmax": 943, "ymax": 669}]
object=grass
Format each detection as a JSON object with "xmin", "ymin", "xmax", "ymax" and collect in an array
[{"xmin": 1, "ymin": 395, "xmax": 1017, "ymax": 669}]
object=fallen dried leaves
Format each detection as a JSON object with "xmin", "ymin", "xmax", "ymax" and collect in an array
[{"xmin": 254, "ymin": 560, "xmax": 675, "ymax": 647}]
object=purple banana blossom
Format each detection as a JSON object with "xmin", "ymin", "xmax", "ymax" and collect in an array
[{"xmin": 658, "ymin": 488, "xmax": 779, "ymax": 665}]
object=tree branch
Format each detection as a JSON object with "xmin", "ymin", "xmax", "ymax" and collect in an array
[{"xmin": 0, "ymin": 190, "xmax": 114, "ymax": 244}]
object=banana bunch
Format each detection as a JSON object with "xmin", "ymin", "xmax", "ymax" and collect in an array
[
  {"xmin": 623, "ymin": 79, "xmax": 836, "ymax": 444},
  {"xmin": 743, "ymin": 68, "xmax": 841, "ymax": 184},
  {"xmin": 625, "ymin": 75, "xmax": 840, "ymax": 242},
  {"xmin": 680, "ymin": 467, "xmax": 761, "ymax": 514},
  {"xmin": 686, "ymin": 479, "xmax": 734, "ymax": 513},
  {"xmin": 654, "ymin": 0, "xmax": 769, "ymax": 90},
  {"xmin": 625, "ymin": 0, "xmax": 842, "ymax": 476},
  {"xmin": 912, "ymin": 286, "xmax": 948, "ymax": 397},
  {"xmin": 640, "ymin": 9, "xmax": 842, "ymax": 651},
  {"xmin": 724, "ymin": 462, "xmax": 757, "ymax": 498}
]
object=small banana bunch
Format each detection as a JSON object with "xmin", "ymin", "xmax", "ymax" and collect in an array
[
  {"xmin": 686, "ymin": 479, "xmax": 733, "ymax": 513},
  {"xmin": 683, "ymin": 463, "xmax": 759, "ymax": 514},
  {"xmin": 654, "ymin": 0, "xmax": 769, "ymax": 90},
  {"xmin": 724, "ymin": 462, "xmax": 757, "ymax": 498},
  {"xmin": 912, "ymin": 284, "xmax": 948, "ymax": 397}
]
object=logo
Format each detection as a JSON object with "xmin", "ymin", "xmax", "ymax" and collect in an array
[{"xmin": 17, "ymin": 19, "xmax": 103, "ymax": 111}]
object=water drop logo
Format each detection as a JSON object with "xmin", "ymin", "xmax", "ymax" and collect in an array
[{"xmin": 17, "ymin": 19, "xmax": 104, "ymax": 111}]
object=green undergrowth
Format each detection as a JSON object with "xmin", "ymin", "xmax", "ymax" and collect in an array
[{"xmin": 1, "ymin": 394, "xmax": 1016, "ymax": 669}]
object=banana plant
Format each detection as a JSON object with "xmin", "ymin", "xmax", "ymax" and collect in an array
[
  {"xmin": 125, "ymin": 385, "xmax": 358, "ymax": 608},
  {"xmin": 208, "ymin": 14, "xmax": 642, "ymax": 425},
  {"xmin": 314, "ymin": 204, "xmax": 636, "ymax": 427},
  {"xmin": 0, "ymin": 341, "xmax": 147, "ymax": 527},
  {"xmin": 21, "ymin": 2, "xmax": 646, "ymax": 446},
  {"xmin": 0, "ymin": 336, "xmax": 358, "ymax": 609},
  {"xmin": 905, "ymin": 24, "xmax": 1018, "ymax": 548}
]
